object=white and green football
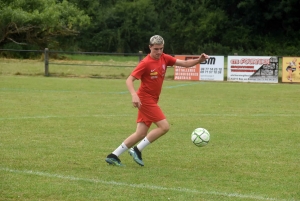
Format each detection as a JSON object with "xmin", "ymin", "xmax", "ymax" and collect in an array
[{"xmin": 191, "ymin": 128, "xmax": 210, "ymax": 147}]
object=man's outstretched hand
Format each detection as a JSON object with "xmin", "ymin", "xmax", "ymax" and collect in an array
[{"xmin": 199, "ymin": 53, "xmax": 210, "ymax": 63}]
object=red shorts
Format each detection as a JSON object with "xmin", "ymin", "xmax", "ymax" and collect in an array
[{"xmin": 137, "ymin": 103, "xmax": 165, "ymax": 127}]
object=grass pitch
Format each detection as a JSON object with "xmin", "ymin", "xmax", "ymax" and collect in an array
[{"xmin": 0, "ymin": 75, "xmax": 299, "ymax": 201}]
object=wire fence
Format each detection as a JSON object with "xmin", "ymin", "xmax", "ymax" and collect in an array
[
  {"xmin": 0, "ymin": 48, "xmax": 146, "ymax": 76},
  {"xmin": 0, "ymin": 48, "xmax": 287, "ymax": 83}
]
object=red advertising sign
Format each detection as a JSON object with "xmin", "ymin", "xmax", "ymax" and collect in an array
[{"xmin": 174, "ymin": 55, "xmax": 200, "ymax": 81}]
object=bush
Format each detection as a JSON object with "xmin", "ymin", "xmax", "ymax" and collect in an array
[{"xmin": 0, "ymin": 43, "xmax": 41, "ymax": 59}]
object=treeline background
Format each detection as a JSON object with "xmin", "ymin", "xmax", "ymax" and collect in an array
[{"xmin": 1, "ymin": 0, "xmax": 299, "ymax": 56}]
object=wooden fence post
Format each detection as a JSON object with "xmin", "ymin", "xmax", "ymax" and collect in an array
[
  {"xmin": 138, "ymin": 51, "xmax": 143, "ymax": 62},
  {"xmin": 44, "ymin": 48, "xmax": 49, "ymax": 76}
]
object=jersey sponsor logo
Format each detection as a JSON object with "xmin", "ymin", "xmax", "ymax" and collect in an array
[{"xmin": 150, "ymin": 72, "xmax": 158, "ymax": 76}]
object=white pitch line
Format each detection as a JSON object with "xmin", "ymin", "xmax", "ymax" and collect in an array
[
  {"xmin": 164, "ymin": 82, "xmax": 201, "ymax": 88},
  {"xmin": 0, "ymin": 167, "xmax": 290, "ymax": 201},
  {"xmin": 0, "ymin": 113, "xmax": 299, "ymax": 121},
  {"xmin": 0, "ymin": 87, "xmax": 128, "ymax": 94},
  {"xmin": 0, "ymin": 114, "xmax": 131, "ymax": 121}
]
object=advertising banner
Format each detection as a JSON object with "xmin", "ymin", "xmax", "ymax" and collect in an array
[
  {"xmin": 200, "ymin": 56, "xmax": 224, "ymax": 81},
  {"xmin": 227, "ymin": 56, "xmax": 279, "ymax": 83},
  {"xmin": 174, "ymin": 55, "xmax": 224, "ymax": 81},
  {"xmin": 174, "ymin": 55, "xmax": 200, "ymax": 81},
  {"xmin": 282, "ymin": 57, "xmax": 300, "ymax": 83}
]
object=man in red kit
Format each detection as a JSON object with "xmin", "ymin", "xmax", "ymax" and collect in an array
[{"xmin": 105, "ymin": 35, "xmax": 209, "ymax": 166}]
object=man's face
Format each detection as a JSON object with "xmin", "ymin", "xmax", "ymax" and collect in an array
[{"xmin": 149, "ymin": 44, "xmax": 164, "ymax": 60}]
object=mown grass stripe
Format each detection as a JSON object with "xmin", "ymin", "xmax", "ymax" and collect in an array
[
  {"xmin": 0, "ymin": 113, "xmax": 299, "ymax": 121},
  {"xmin": 0, "ymin": 167, "xmax": 286, "ymax": 201}
]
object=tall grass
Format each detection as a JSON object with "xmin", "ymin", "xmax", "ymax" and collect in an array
[{"xmin": 0, "ymin": 55, "xmax": 171, "ymax": 79}]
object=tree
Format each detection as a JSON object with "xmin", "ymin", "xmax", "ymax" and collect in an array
[
  {"xmin": 151, "ymin": 0, "xmax": 228, "ymax": 54},
  {"xmin": 74, "ymin": 0, "xmax": 159, "ymax": 53},
  {"xmin": 214, "ymin": 0, "xmax": 300, "ymax": 55},
  {"xmin": 0, "ymin": 0, "xmax": 90, "ymax": 49}
]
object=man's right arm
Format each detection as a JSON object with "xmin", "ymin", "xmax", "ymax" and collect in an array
[{"xmin": 126, "ymin": 75, "xmax": 141, "ymax": 108}]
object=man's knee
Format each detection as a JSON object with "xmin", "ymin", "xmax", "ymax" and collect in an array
[{"xmin": 158, "ymin": 121, "xmax": 170, "ymax": 134}]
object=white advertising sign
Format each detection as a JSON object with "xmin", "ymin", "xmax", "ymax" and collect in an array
[
  {"xmin": 227, "ymin": 56, "xmax": 279, "ymax": 83},
  {"xmin": 200, "ymin": 56, "xmax": 224, "ymax": 81},
  {"xmin": 174, "ymin": 55, "xmax": 224, "ymax": 81}
]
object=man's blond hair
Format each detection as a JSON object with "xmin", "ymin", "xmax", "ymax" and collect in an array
[{"xmin": 149, "ymin": 35, "xmax": 164, "ymax": 46}]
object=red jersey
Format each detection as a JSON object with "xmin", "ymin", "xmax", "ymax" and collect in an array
[{"xmin": 131, "ymin": 53, "xmax": 176, "ymax": 101}]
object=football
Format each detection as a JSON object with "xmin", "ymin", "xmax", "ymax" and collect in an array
[{"xmin": 191, "ymin": 128, "xmax": 210, "ymax": 147}]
